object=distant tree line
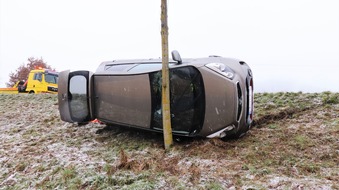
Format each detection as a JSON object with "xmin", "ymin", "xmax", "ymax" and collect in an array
[{"xmin": 6, "ymin": 57, "xmax": 53, "ymax": 87}]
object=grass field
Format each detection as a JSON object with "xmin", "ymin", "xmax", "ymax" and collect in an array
[{"xmin": 0, "ymin": 92, "xmax": 338, "ymax": 189}]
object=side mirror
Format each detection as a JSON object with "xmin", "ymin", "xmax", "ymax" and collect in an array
[{"xmin": 171, "ymin": 50, "xmax": 182, "ymax": 64}]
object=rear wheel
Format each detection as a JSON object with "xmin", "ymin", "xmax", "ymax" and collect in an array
[{"xmin": 29, "ymin": 91, "xmax": 35, "ymax": 94}]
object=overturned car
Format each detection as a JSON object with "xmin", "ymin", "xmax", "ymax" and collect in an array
[{"xmin": 58, "ymin": 51, "xmax": 253, "ymax": 139}]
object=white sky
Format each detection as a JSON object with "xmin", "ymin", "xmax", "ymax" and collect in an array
[{"xmin": 1, "ymin": 0, "xmax": 338, "ymax": 92}]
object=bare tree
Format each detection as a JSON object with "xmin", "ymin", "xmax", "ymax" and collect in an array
[{"xmin": 6, "ymin": 57, "xmax": 52, "ymax": 87}]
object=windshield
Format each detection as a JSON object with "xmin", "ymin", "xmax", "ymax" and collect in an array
[
  {"xmin": 150, "ymin": 66, "xmax": 205, "ymax": 134},
  {"xmin": 45, "ymin": 73, "xmax": 58, "ymax": 84}
]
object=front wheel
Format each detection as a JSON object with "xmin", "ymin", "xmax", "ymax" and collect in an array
[
  {"xmin": 222, "ymin": 124, "xmax": 250, "ymax": 140},
  {"xmin": 29, "ymin": 91, "xmax": 35, "ymax": 94}
]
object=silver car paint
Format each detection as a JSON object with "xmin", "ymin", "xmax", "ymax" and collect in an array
[
  {"xmin": 93, "ymin": 74, "xmax": 152, "ymax": 128},
  {"xmin": 58, "ymin": 56, "xmax": 253, "ymax": 138}
]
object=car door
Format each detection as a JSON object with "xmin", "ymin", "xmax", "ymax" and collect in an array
[{"xmin": 58, "ymin": 70, "xmax": 94, "ymax": 123}]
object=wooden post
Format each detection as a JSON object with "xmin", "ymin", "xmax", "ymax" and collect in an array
[{"xmin": 160, "ymin": 0, "xmax": 173, "ymax": 149}]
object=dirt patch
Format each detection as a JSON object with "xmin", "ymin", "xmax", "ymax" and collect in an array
[
  {"xmin": 0, "ymin": 93, "xmax": 338, "ymax": 189},
  {"xmin": 252, "ymin": 106, "xmax": 315, "ymax": 127}
]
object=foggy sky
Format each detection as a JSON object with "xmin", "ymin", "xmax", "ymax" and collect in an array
[{"xmin": 1, "ymin": 0, "xmax": 338, "ymax": 92}]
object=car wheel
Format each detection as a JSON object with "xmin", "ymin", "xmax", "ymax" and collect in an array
[{"xmin": 222, "ymin": 125, "xmax": 250, "ymax": 140}]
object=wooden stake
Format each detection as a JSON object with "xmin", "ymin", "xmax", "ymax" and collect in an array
[{"xmin": 160, "ymin": 0, "xmax": 173, "ymax": 150}]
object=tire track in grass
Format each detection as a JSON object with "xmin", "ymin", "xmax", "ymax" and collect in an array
[{"xmin": 252, "ymin": 106, "xmax": 318, "ymax": 127}]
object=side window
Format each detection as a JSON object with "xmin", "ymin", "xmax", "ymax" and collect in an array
[
  {"xmin": 105, "ymin": 64, "xmax": 135, "ymax": 71},
  {"xmin": 69, "ymin": 75, "xmax": 89, "ymax": 121},
  {"xmin": 34, "ymin": 73, "xmax": 42, "ymax": 81}
]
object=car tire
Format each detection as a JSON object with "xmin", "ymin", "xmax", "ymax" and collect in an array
[{"xmin": 222, "ymin": 125, "xmax": 250, "ymax": 140}]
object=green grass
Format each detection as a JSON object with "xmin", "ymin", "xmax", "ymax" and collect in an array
[{"xmin": 0, "ymin": 93, "xmax": 338, "ymax": 189}]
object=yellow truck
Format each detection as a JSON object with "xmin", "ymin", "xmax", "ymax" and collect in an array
[{"xmin": 0, "ymin": 69, "xmax": 58, "ymax": 94}]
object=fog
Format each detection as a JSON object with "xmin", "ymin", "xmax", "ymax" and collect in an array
[{"xmin": 1, "ymin": 0, "xmax": 338, "ymax": 92}]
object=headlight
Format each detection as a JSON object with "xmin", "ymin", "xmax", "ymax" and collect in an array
[{"xmin": 206, "ymin": 63, "xmax": 235, "ymax": 79}]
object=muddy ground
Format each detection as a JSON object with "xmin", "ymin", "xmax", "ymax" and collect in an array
[{"xmin": 0, "ymin": 92, "xmax": 338, "ymax": 189}]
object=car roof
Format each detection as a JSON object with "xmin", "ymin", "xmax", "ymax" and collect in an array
[{"xmin": 95, "ymin": 56, "xmax": 243, "ymax": 75}]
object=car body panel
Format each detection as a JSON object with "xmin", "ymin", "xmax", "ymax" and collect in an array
[
  {"xmin": 196, "ymin": 67, "xmax": 236, "ymax": 137},
  {"xmin": 58, "ymin": 70, "xmax": 72, "ymax": 122}
]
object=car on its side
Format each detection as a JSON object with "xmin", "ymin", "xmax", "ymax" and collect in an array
[{"xmin": 58, "ymin": 51, "xmax": 253, "ymax": 139}]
